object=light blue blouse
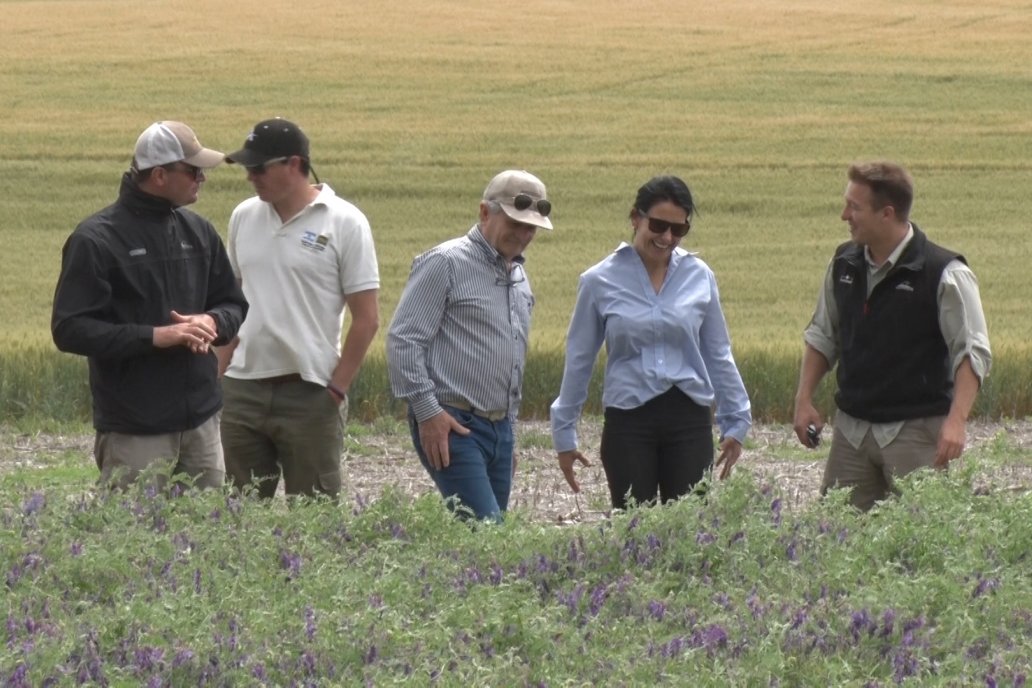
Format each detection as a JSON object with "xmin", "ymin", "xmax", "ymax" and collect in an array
[{"xmin": 550, "ymin": 242, "xmax": 752, "ymax": 453}]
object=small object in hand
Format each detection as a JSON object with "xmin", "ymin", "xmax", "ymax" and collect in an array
[{"xmin": 806, "ymin": 424, "xmax": 821, "ymax": 448}]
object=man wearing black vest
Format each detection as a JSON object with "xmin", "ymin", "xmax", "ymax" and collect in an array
[{"xmin": 793, "ymin": 161, "xmax": 991, "ymax": 511}]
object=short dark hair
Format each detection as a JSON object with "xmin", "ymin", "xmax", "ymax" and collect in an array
[
  {"xmin": 631, "ymin": 175, "xmax": 696, "ymax": 220},
  {"xmin": 129, "ymin": 158, "xmax": 156, "ymax": 183},
  {"xmin": 848, "ymin": 161, "xmax": 914, "ymax": 221}
]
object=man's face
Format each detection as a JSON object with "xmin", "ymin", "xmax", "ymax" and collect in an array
[
  {"xmin": 159, "ymin": 162, "xmax": 206, "ymax": 207},
  {"xmin": 479, "ymin": 203, "xmax": 539, "ymax": 260},
  {"xmin": 841, "ymin": 181, "xmax": 889, "ymax": 246},
  {"xmin": 245, "ymin": 157, "xmax": 294, "ymax": 204}
]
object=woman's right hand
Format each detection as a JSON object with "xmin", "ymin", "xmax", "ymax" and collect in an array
[{"xmin": 558, "ymin": 450, "xmax": 592, "ymax": 493}]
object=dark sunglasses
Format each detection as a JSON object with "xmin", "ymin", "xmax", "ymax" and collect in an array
[
  {"xmin": 164, "ymin": 163, "xmax": 204, "ymax": 180},
  {"xmin": 244, "ymin": 157, "xmax": 290, "ymax": 175},
  {"xmin": 510, "ymin": 193, "xmax": 551, "ymax": 217},
  {"xmin": 637, "ymin": 209, "xmax": 691, "ymax": 238}
]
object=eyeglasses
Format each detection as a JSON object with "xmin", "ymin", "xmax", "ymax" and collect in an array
[
  {"xmin": 164, "ymin": 163, "xmax": 204, "ymax": 180},
  {"xmin": 510, "ymin": 194, "xmax": 551, "ymax": 217},
  {"xmin": 637, "ymin": 209, "xmax": 691, "ymax": 238},
  {"xmin": 244, "ymin": 157, "xmax": 290, "ymax": 174},
  {"xmin": 495, "ymin": 263, "xmax": 527, "ymax": 287}
]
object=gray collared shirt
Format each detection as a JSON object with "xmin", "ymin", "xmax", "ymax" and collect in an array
[
  {"xmin": 804, "ymin": 225, "xmax": 992, "ymax": 448},
  {"xmin": 387, "ymin": 225, "xmax": 534, "ymax": 422}
]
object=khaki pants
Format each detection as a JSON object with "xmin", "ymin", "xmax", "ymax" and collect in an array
[
  {"xmin": 821, "ymin": 416, "xmax": 945, "ymax": 511},
  {"xmin": 94, "ymin": 413, "xmax": 224, "ymax": 490},
  {"xmin": 220, "ymin": 377, "xmax": 346, "ymax": 498}
]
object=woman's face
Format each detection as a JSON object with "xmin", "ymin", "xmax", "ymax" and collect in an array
[{"xmin": 631, "ymin": 200, "xmax": 690, "ymax": 264}]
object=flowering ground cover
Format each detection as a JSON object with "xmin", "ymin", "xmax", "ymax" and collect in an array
[{"xmin": 3, "ymin": 429, "xmax": 1032, "ymax": 686}]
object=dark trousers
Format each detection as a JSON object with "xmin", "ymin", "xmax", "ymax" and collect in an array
[{"xmin": 600, "ymin": 387, "xmax": 714, "ymax": 509}]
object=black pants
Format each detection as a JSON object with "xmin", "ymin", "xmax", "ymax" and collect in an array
[{"xmin": 600, "ymin": 387, "xmax": 714, "ymax": 509}]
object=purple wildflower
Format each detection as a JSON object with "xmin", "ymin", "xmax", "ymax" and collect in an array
[
  {"xmin": 880, "ymin": 608, "xmax": 896, "ymax": 637},
  {"xmin": 22, "ymin": 492, "xmax": 45, "ymax": 517},
  {"xmin": 696, "ymin": 531, "xmax": 716, "ymax": 545},
  {"xmin": 280, "ymin": 550, "xmax": 302, "ymax": 581},
  {"xmin": 134, "ymin": 646, "xmax": 164, "ymax": 672},
  {"xmin": 364, "ymin": 644, "xmax": 378, "ymax": 665},
  {"xmin": 770, "ymin": 498, "xmax": 782, "ymax": 526},
  {"xmin": 973, "ymin": 577, "xmax": 1000, "ymax": 598},
  {"xmin": 589, "ymin": 584, "xmax": 608, "ymax": 616},
  {"xmin": 647, "ymin": 600, "xmax": 666, "ymax": 621},
  {"xmin": 172, "ymin": 648, "xmax": 194, "ymax": 668},
  {"xmin": 849, "ymin": 609, "xmax": 873, "ymax": 641}
]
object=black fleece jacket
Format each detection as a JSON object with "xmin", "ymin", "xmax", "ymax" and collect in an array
[{"xmin": 52, "ymin": 173, "xmax": 248, "ymax": 434}]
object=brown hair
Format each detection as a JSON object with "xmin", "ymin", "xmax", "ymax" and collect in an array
[{"xmin": 847, "ymin": 161, "xmax": 914, "ymax": 221}]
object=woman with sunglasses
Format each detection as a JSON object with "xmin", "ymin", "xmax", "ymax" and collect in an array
[{"xmin": 550, "ymin": 175, "xmax": 752, "ymax": 509}]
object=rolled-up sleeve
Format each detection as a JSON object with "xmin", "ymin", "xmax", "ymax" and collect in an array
[
  {"xmin": 802, "ymin": 259, "xmax": 839, "ymax": 367},
  {"xmin": 938, "ymin": 260, "xmax": 991, "ymax": 383}
]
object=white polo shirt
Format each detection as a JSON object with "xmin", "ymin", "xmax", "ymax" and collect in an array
[{"xmin": 226, "ymin": 183, "xmax": 379, "ymax": 384}]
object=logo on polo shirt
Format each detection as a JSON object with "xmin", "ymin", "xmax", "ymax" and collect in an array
[{"xmin": 300, "ymin": 231, "xmax": 329, "ymax": 252}]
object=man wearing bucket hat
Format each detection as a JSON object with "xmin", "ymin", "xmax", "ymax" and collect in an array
[
  {"xmin": 52, "ymin": 121, "xmax": 247, "ymax": 490},
  {"xmin": 387, "ymin": 169, "xmax": 553, "ymax": 520},
  {"xmin": 217, "ymin": 118, "xmax": 380, "ymax": 499}
]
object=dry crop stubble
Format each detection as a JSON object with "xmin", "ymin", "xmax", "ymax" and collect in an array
[{"xmin": 5, "ymin": 418, "xmax": 1032, "ymax": 524}]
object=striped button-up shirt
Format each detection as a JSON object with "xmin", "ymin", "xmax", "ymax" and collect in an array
[{"xmin": 387, "ymin": 225, "xmax": 534, "ymax": 422}]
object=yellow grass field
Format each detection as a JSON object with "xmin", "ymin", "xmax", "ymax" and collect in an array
[{"xmin": 2, "ymin": 0, "xmax": 1031, "ymax": 356}]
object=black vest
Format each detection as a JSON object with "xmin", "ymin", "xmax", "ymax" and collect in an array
[{"xmin": 832, "ymin": 225, "xmax": 964, "ymax": 423}]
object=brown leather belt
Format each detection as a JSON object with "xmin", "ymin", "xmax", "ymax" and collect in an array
[
  {"xmin": 442, "ymin": 399, "xmax": 508, "ymax": 422},
  {"xmin": 256, "ymin": 374, "xmax": 304, "ymax": 384}
]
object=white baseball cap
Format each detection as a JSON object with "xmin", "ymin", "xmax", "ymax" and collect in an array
[
  {"xmin": 482, "ymin": 169, "xmax": 553, "ymax": 230},
  {"xmin": 133, "ymin": 121, "xmax": 224, "ymax": 171}
]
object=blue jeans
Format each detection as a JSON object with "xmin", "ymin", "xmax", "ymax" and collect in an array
[{"xmin": 408, "ymin": 406, "xmax": 513, "ymax": 521}]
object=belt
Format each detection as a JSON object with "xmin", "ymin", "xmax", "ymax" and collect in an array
[
  {"xmin": 255, "ymin": 374, "xmax": 304, "ymax": 384},
  {"xmin": 442, "ymin": 400, "xmax": 508, "ymax": 422}
]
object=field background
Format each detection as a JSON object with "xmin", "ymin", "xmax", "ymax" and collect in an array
[{"xmin": 2, "ymin": 0, "xmax": 1032, "ymax": 423}]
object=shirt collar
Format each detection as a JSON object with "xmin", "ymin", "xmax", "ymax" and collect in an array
[
  {"xmin": 864, "ymin": 223, "xmax": 913, "ymax": 271},
  {"xmin": 614, "ymin": 241, "xmax": 695, "ymax": 262},
  {"xmin": 469, "ymin": 225, "xmax": 526, "ymax": 266}
]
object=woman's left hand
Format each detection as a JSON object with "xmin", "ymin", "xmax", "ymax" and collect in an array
[{"xmin": 714, "ymin": 437, "xmax": 742, "ymax": 480}]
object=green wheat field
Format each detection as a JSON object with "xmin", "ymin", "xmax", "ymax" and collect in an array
[{"xmin": 2, "ymin": 0, "xmax": 1031, "ymax": 424}]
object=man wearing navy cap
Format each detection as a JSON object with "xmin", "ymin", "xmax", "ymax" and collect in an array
[{"xmin": 217, "ymin": 118, "xmax": 380, "ymax": 499}]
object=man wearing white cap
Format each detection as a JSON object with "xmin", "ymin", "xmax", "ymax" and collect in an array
[
  {"xmin": 52, "ymin": 121, "xmax": 247, "ymax": 490},
  {"xmin": 387, "ymin": 169, "xmax": 553, "ymax": 521}
]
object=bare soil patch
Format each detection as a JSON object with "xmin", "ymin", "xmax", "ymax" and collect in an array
[{"xmin": 3, "ymin": 419, "xmax": 1032, "ymax": 524}]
